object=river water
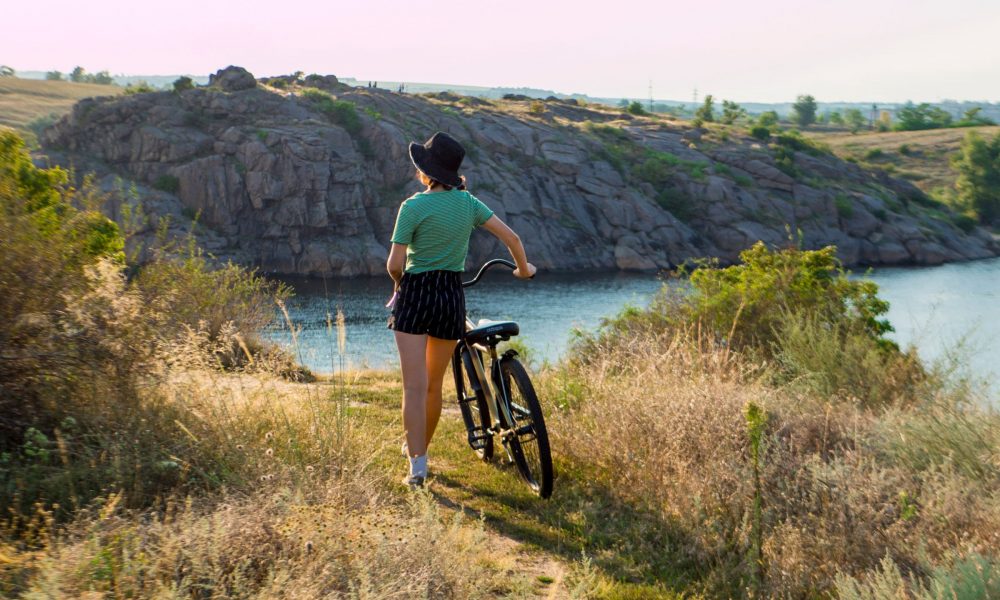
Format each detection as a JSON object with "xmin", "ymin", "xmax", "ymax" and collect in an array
[{"xmin": 267, "ymin": 257, "xmax": 1000, "ymax": 393}]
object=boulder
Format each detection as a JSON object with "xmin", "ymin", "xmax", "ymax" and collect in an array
[{"xmin": 209, "ymin": 66, "xmax": 257, "ymax": 92}]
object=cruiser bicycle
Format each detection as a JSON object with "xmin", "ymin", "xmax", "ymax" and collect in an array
[{"xmin": 452, "ymin": 259, "xmax": 553, "ymax": 499}]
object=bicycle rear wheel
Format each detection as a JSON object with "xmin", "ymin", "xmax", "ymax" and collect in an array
[
  {"xmin": 454, "ymin": 347, "xmax": 493, "ymax": 461},
  {"xmin": 498, "ymin": 358, "xmax": 553, "ymax": 498}
]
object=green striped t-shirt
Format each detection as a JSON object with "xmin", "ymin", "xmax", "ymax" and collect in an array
[{"xmin": 390, "ymin": 190, "xmax": 495, "ymax": 273}]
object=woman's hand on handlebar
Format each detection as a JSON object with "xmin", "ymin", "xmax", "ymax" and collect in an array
[{"xmin": 512, "ymin": 263, "xmax": 537, "ymax": 279}]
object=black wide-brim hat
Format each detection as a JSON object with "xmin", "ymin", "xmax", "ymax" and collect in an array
[{"xmin": 409, "ymin": 131, "xmax": 465, "ymax": 188}]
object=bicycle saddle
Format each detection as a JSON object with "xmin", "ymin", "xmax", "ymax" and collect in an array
[{"xmin": 464, "ymin": 319, "xmax": 519, "ymax": 345}]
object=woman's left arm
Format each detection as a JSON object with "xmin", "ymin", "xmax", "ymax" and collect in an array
[{"xmin": 387, "ymin": 243, "xmax": 407, "ymax": 289}]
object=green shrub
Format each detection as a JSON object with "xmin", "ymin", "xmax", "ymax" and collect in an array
[
  {"xmin": 734, "ymin": 174, "xmax": 754, "ymax": 187},
  {"xmin": 0, "ymin": 130, "xmax": 291, "ymax": 521},
  {"xmin": 835, "ymin": 194, "xmax": 855, "ymax": 218},
  {"xmin": 951, "ymin": 212, "xmax": 977, "ymax": 232},
  {"xmin": 300, "ymin": 89, "xmax": 361, "ymax": 135},
  {"xmin": 771, "ymin": 311, "xmax": 923, "ymax": 406},
  {"xmin": 864, "ymin": 148, "xmax": 884, "ymax": 160},
  {"xmin": 773, "ymin": 145, "xmax": 798, "ymax": 176},
  {"xmin": 952, "ymin": 130, "xmax": 1000, "ymax": 224},
  {"xmin": 124, "ymin": 81, "xmax": 156, "ymax": 95},
  {"xmin": 626, "ymin": 101, "xmax": 646, "ymax": 116},
  {"xmin": 153, "ymin": 174, "xmax": 180, "ymax": 193},
  {"xmin": 655, "ymin": 187, "xmax": 695, "ymax": 221},
  {"xmin": 635, "ymin": 153, "xmax": 678, "ymax": 185},
  {"xmin": 750, "ymin": 125, "xmax": 771, "ymax": 141},
  {"xmin": 529, "ymin": 100, "xmax": 545, "ymax": 115},
  {"xmin": 173, "ymin": 76, "xmax": 194, "ymax": 92},
  {"xmin": 585, "ymin": 242, "xmax": 893, "ymax": 356},
  {"xmin": 757, "ymin": 110, "xmax": 779, "ymax": 128},
  {"xmin": 836, "ymin": 554, "xmax": 1000, "ymax": 600},
  {"xmin": 774, "ymin": 130, "xmax": 830, "ymax": 156}
]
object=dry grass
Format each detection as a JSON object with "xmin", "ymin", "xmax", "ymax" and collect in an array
[
  {"xmin": 806, "ymin": 126, "xmax": 1000, "ymax": 194},
  {"xmin": 1, "ymin": 360, "xmax": 539, "ymax": 598},
  {"xmin": 544, "ymin": 328, "xmax": 1000, "ymax": 598},
  {"xmin": 0, "ymin": 78, "xmax": 123, "ymax": 137}
]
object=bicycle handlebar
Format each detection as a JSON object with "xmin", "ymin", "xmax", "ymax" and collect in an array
[{"xmin": 462, "ymin": 259, "xmax": 517, "ymax": 288}]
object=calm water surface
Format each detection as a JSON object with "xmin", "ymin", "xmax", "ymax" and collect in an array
[{"xmin": 267, "ymin": 257, "xmax": 1000, "ymax": 394}]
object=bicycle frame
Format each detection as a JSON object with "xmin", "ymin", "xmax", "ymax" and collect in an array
[
  {"xmin": 453, "ymin": 327, "xmax": 518, "ymax": 440},
  {"xmin": 452, "ymin": 259, "xmax": 521, "ymax": 444}
]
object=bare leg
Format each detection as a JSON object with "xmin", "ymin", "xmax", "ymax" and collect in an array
[
  {"xmin": 395, "ymin": 331, "xmax": 428, "ymax": 456},
  {"xmin": 425, "ymin": 336, "xmax": 458, "ymax": 450}
]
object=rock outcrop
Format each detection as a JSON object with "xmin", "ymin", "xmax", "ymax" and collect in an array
[{"xmin": 40, "ymin": 67, "xmax": 999, "ymax": 276}]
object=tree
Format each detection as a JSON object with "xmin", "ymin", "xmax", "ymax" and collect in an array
[
  {"xmin": 91, "ymin": 70, "xmax": 113, "ymax": 85},
  {"xmin": 694, "ymin": 94, "xmax": 715, "ymax": 123},
  {"xmin": 757, "ymin": 110, "xmax": 779, "ymax": 128},
  {"xmin": 45, "ymin": 71, "xmax": 63, "ymax": 81},
  {"xmin": 617, "ymin": 98, "xmax": 629, "ymax": 109},
  {"xmin": 627, "ymin": 101, "xmax": 646, "ymax": 116},
  {"xmin": 792, "ymin": 94, "xmax": 818, "ymax": 127},
  {"xmin": 828, "ymin": 110, "xmax": 844, "ymax": 125},
  {"xmin": 0, "ymin": 65, "xmax": 14, "ymax": 78},
  {"xmin": 845, "ymin": 109, "xmax": 867, "ymax": 133},
  {"xmin": 952, "ymin": 130, "xmax": 1000, "ymax": 225},
  {"xmin": 956, "ymin": 106, "xmax": 996, "ymax": 127},
  {"xmin": 721, "ymin": 100, "xmax": 746, "ymax": 125},
  {"xmin": 894, "ymin": 102, "xmax": 953, "ymax": 131},
  {"xmin": 69, "ymin": 66, "xmax": 86, "ymax": 83}
]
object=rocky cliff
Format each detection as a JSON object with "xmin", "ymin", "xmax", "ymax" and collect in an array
[{"xmin": 40, "ymin": 66, "xmax": 999, "ymax": 276}]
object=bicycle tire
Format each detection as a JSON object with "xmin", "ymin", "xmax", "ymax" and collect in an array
[
  {"xmin": 455, "ymin": 347, "xmax": 493, "ymax": 461},
  {"xmin": 498, "ymin": 358, "xmax": 553, "ymax": 498}
]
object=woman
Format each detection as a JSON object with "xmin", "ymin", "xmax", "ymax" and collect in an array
[{"xmin": 386, "ymin": 131, "xmax": 535, "ymax": 488}]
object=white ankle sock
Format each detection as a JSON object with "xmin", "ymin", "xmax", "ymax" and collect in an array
[{"xmin": 409, "ymin": 454, "xmax": 427, "ymax": 477}]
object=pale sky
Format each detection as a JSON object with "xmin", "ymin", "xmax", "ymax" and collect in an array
[{"xmin": 6, "ymin": 0, "xmax": 1000, "ymax": 103}]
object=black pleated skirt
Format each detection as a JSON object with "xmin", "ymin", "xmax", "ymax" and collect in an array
[{"xmin": 387, "ymin": 270, "xmax": 466, "ymax": 340}]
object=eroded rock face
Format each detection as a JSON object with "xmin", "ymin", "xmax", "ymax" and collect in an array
[{"xmin": 40, "ymin": 67, "xmax": 999, "ymax": 276}]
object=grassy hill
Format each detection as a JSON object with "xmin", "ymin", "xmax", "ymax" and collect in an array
[
  {"xmin": 806, "ymin": 126, "xmax": 1000, "ymax": 199},
  {"xmin": 0, "ymin": 77, "xmax": 123, "ymax": 144}
]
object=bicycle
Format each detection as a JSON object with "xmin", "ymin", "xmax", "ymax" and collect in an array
[{"xmin": 452, "ymin": 259, "xmax": 553, "ymax": 499}]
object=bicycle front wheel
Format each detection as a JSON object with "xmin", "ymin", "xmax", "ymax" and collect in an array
[
  {"xmin": 456, "ymin": 347, "xmax": 493, "ymax": 461},
  {"xmin": 499, "ymin": 358, "xmax": 553, "ymax": 499}
]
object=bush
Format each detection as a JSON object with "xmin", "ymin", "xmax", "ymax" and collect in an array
[
  {"xmin": 626, "ymin": 101, "xmax": 646, "ymax": 116},
  {"xmin": 173, "ymin": 76, "xmax": 194, "ymax": 92},
  {"xmin": 750, "ymin": 125, "xmax": 771, "ymax": 141},
  {"xmin": 124, "ymin": 81, "xmax": 156, "ymax": 95},
  {"xmin": 774, "ymin": 130, "xmax": 830, "ymax": 156},
  {"xmin": 153, "ymin": 174, "xmax": 180, "ymax": 193},
  {"xmin": 952, "ymin": 130, "xmax": 1000, "ymax": 225},
  {"xmin": 0, "ymin": 130, "xmax": 290, "ymax": 522},
  {"xmin": 951, "ymin": 212, "xmax": 978, "ymax": 233},
  {"xmin": 529, "ymin": 100, "xmax": 545, "ymax": 115},
  {"xmin": 655, "ymin": 187, "xmax": 695, "ymax": 221},
  {"xmin": 835, "ymin": 193, "xmax": 854, "ymax": 218},
  {"xmin": 757, "ymin": 110, "xmax": 779, "ymax": 128},
  {"xmin": 582, "ymin": 242, "xmax": 894, "ymax": 360},
  {"xmin": 898, "ymin": 143, "xmax": 912, "ymax": 155},
  {"xmin": 635, "ymin": 152, "xmax": 678, "ymax": 185},
  {"xmin": 864, "ymin": 148, "xmax": 885, "ymax": 160},
  {"xmin": 300, "ymin": 89, "xmax": 361, "ymax": 135}
]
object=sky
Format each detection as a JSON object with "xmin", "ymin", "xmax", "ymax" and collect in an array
[{"xmin": 6, "ymin": 0, "xmax": 1000, "ymax": 103}]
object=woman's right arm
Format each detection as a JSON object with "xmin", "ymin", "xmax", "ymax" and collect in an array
[{"xmin": 481, "ymin": 215, "xmax": 536, "ymax": 279}]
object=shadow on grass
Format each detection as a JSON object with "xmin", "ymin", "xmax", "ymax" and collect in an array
[{"xmin": 429, "ymin": 455, "xmax": 704, "ymax": 593}]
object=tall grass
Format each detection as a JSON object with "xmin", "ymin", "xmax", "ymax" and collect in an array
[{"xmin": 544, "ymin": 243, "xmax": 1000, "ymax": 597}]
